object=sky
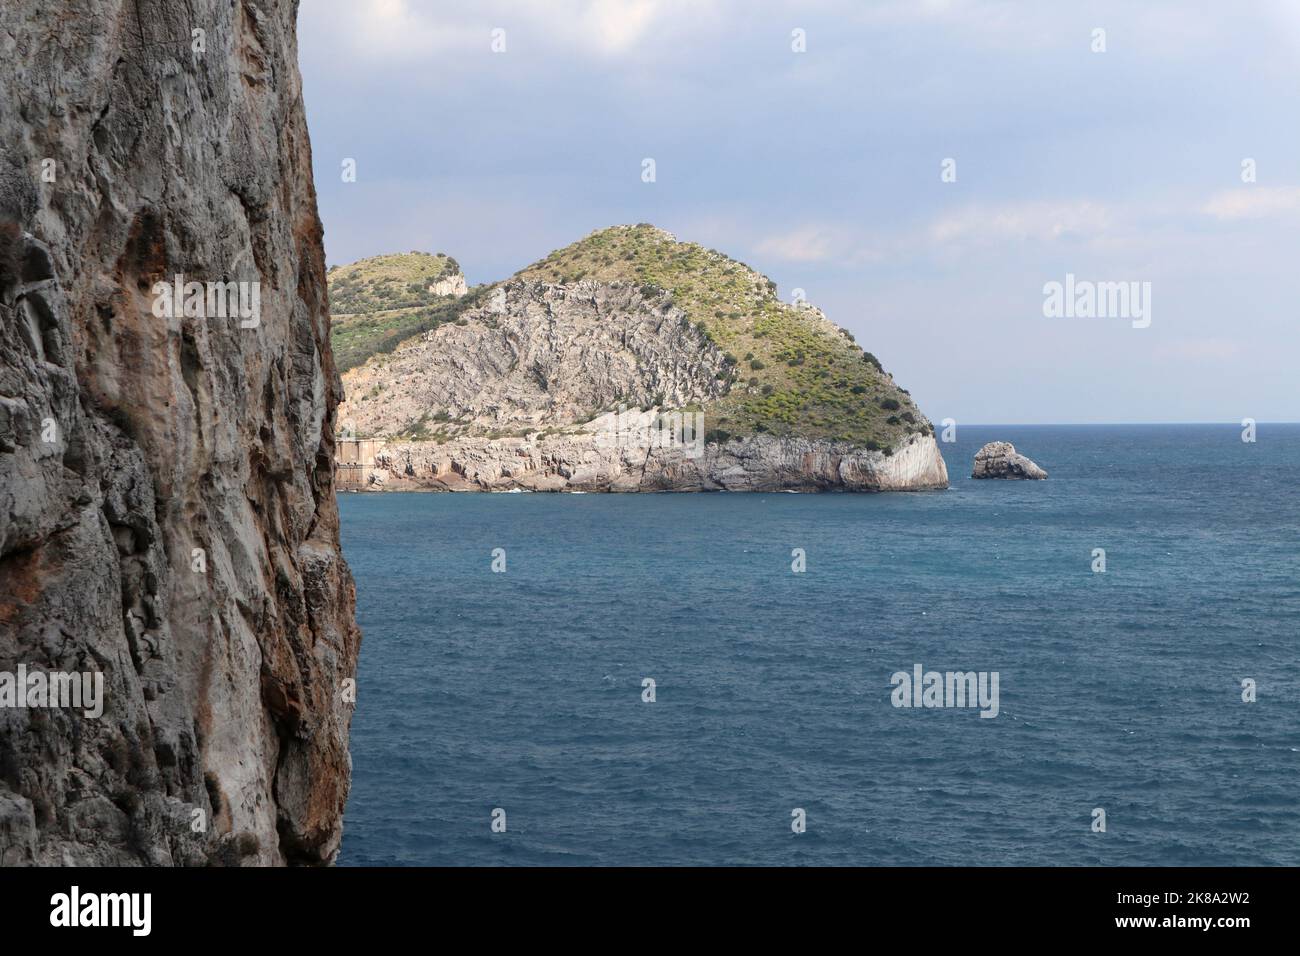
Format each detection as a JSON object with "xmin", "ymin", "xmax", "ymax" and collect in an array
[{"xmin": 298, "ymin": 0, "xmax": 1300, "ymax": 424}]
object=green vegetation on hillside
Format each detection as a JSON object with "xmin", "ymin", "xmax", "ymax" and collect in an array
[
  {"xmin": 331, "ymin": 291, "xmax": 487, "ymax": 373},
  {"xmin": 518, "ymin": 224, "xmax": 932, "ymax": 448},
  {"xmin": 329, "ymin": 252, "xmax": 461, "ymax": 313},
  {"xmin": 328, "ymin": 227, "xmax": 934, "ymax": 450},
  {"xmin": 328, "ymin": 252, "xmax": 477, "ymax": 372}
]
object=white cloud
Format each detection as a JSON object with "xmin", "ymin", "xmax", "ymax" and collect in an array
[
  {"xmin": 754, "ymin": 227, "xmax": 835, "ymax": 262},
  {"xmin": 1201, "ymin": 186, "xmax": 1300, "ymax": 221},
  {"xmin": 585, "ymin": 0, "xmax": 664, "ymax": 55},
  {"xmin": 929, "ymin": 200, "xmax": 1117, "ymax": 245},
  {"xmin": 727, "ymin": 200, "xmax": 1128, "ymax": 273},
  {"xmin": 698, "ymin": 188, "xmax": 1291, "ymax": 279},
  {"xmin": 324, "ymin": 0, "xmax": 467, "ymax": 59},
  {"xmin": 307, "ymin": 0, "xmax": 720, "ymax": 61},
  {"xmin": 1153, "ymin": 339, "xmax": 1243, "ymax": 362}
]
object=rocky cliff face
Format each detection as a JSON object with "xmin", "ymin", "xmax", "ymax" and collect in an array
[
  {"xmin": 338, "ymin": 228, "xmax": 949, "ymax": 493},
  {"xmin": 0, "ymin": 0, "xmax": 358, "ymax": 865},
  {"xmin": 370, "ymin": 425, "xmax": 949, "ymax": 493},
  {"xmin": 340, "ymin": 279, "xmax": 731, "ymax": 439},
  {"xmin": 428, "ymin": 273, "xmax": 468, "ymax": 298}
]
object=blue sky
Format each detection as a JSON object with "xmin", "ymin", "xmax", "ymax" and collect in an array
[{"xmin": 299, "ymin": 0, "xmax": 1300, "ymax": 424}]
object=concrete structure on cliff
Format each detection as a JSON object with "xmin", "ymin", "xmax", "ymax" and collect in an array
[{"xmin": 335, "ymin": 438, "xmax": 387, "ymax": 491}]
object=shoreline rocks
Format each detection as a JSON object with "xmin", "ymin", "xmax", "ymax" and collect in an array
[
  {"xmin": 349, "ymin": 427, "xmax": 950, "ymax": 493},
  {"xmin": 971, "ymin": 442, "xmax": 1048, "ymax": 480}
]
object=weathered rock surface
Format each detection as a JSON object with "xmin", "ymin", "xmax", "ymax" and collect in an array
[
  {"xmin": 367, "ymin": 416, "xmax": 948, "ymax": 492},
  {"xmin": 0, "ymin": 0, "xmax": 358, "ymax": 864},
  {"xmin": 971, "ymin": 441, "xmax": 1048, "ymax": 479},
  {"xmin": 428, "ymin": 273, "xmax": 468, "ymax": 298},
  {"xmin": 339, "ymin": 276, "xmax": 949, "ymax": 492},
  {"xmin": 341, "ymin": 279, "xmax": 730, "ymax": 438}
]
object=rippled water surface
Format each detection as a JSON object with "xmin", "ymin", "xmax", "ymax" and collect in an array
[{"xmin": 337, "ymin": 424, "xmax": 1299, "ymax": 865}]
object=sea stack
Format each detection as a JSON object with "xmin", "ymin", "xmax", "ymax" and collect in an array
[{"xmin": 972, "ymin": 442, "xmax": 1048, "ymax": 479}]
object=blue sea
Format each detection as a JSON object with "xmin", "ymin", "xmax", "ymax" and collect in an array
[{"xmin": 336, "ymin": 424, "xmax": 1299, "ymax": 866}]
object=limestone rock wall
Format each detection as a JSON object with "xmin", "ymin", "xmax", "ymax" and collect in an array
[
  {"xmin": 338, "ymin": 276, "xmax": 949, "ymax": 494},
  {"xmin": 367, "ymin": 424, "xmax": 949, "ymax": 493},
  {"xmin": 0, "ymin": 0, "xmax": 359, "ymax": 865},
  {"xmin": 339, "ymin": 279, "xmax": 730, "ymax": 439},
  {"xmin": 428, "ymin": 273, "xmax": 468, "ymax": 298}
]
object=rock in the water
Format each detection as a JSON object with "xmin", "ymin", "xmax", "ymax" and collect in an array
[
  {"xmin": 971, "ymin": 442, "xmax": 1048, "ymax": 479},
  {"xmin": 0, "ymin": 0, "xmax": 358, "ymax": 864}
]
